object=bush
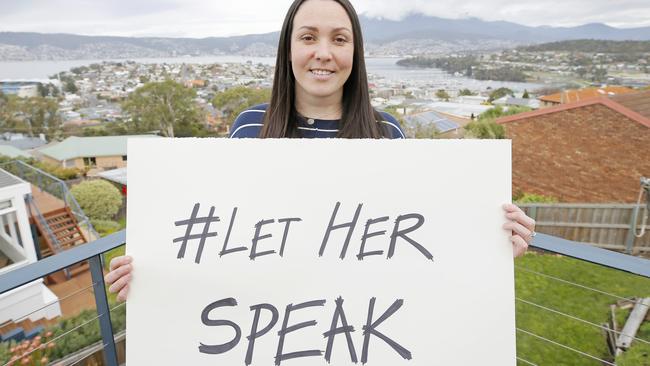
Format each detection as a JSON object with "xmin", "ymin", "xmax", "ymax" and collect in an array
[
  {"xmin": 0, "ymin": 301, "xmax": 126, "ymax": 365},
  {"xmin": 464, "ymin": 119, "xmax": 506, "ymax": 139},
  {"xmin": 514, "ymin": 192, "xmax": 558, "ymax": 203},
  {"xmin": 91, "ymin": 219, "xmax": 122, "ymax": 237},
  {"xmin": 70, "ymin": 180, "xmax": 122, "ymax": 220}
]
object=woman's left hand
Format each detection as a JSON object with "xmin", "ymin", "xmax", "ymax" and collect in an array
[{"xmin": 503, "ymin": 204, "xmax": 536, "ymax": 258}]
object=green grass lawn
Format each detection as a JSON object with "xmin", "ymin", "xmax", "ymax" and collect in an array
[
  {"xmin": 515, "ymin": 252, "xmax": 650, "ymax": 366},
  {"xmin": 84, "ymin": 217, "xmax": 650, "ymax": 366}
]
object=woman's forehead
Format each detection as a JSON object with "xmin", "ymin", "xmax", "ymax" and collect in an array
[{"xmin": 293, "ymin": 0, "xmax": 353, "ymax": 32}]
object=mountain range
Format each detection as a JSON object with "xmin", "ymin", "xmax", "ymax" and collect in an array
[{"xmin": 1, "ymin": 14, "xmax": 649, "ymax": 61}]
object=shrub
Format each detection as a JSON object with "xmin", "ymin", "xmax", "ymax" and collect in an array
[
  {"xmin": 514, "ymin": 192, "xmax": 558, "ymax": 203},
  {"xmin": 91, "ymin": 219, "xmax": 122, "ymax": 237},
  {"xmin": 70, "ymin": 180, "xmax": 122, "ymax": 220},
  {"xmin": 464, "ymin": 119, "xmax": 506, "ymax": 139}
]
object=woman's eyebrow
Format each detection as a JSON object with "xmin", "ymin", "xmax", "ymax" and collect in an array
[{"xmin": 297, "ymin": 26, "xmax": 352, "ymax": 34}]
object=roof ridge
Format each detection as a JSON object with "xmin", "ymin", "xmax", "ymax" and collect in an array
[{"xmin": 497, "ymin": 97, "xmax": 650, "ymax": 128}]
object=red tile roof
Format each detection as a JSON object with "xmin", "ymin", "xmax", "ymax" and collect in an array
[{"xmin": 497, "ymin": 96, "xmax": 650, "ymax": 128}]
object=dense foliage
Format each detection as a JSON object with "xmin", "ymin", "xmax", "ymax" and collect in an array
[
  {"xmin": 70, "ymin": 180, "xmax": 123, "ymax": 221},
  {"xmin": 212, "ymin": 86, "xmax": 271, "ymax": 126},
  {"xmin": 397, "ymin": 56, "xmax": 528, "ymax": 82},
  {"xmin": 122, "ymin": 80, "xmax": 206, "ymax": 137},
  {"xmin": 519, "ymin": 39, "xmax": 650, "ymax": 54}
]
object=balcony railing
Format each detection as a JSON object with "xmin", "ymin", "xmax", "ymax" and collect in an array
[{"xmin": 0, "ymin": 229, "xmax": 648, "ymax": 366}]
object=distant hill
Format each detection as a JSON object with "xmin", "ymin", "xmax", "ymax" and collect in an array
[
  {"xmin": 518, "ymin": 39, "xmax": 650, "ymax": 53},
  {"xmin": 2, "ymin": 14, "xmax": 650, "ymax": 61}
]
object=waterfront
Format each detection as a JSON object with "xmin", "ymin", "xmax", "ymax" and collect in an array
[{"xmin": 0, "ymin": 56, "xmax": 544, "ymax": 92}]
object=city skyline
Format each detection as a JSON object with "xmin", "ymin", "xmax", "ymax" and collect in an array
[{"xmin": 0, "ymin": 0, "xmax": 649, "ymax": 38}]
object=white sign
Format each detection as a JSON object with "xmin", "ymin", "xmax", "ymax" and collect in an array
[{"xmin": 126, "ymin": 139, "xmax": 515, "ymax": 365}]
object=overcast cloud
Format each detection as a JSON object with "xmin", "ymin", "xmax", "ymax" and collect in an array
[{"xmin": 0, "ymin": 0, "xmax": 649, "ymax": 38}]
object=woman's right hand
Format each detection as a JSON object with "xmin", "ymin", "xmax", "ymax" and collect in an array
[{"xmin": 104, "ymin": 255, "xmax": 133, "ymax": 302}]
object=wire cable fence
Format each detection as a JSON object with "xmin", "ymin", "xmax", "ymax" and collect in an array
[
  {"xmin": 514, "ymin": 233, "xmax": 650, "ymax": 365},
  {"xmin": 0, "ymin": 230, "xmax": 648, "ymax": 366}
]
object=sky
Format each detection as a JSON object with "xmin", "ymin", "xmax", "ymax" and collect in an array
[{"xmin": 1, "ymin": 0, "xmax": 649, "ymax": 38}]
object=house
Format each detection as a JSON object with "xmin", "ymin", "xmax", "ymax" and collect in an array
[
  {"xmin": 0, "ymin": 133, "xmax": 48, "ymax": 151},
  {"xmin": 404, "ymin": 110, "xmax": 466, "ymax": 138},
  {"xmin": 35, "ymin": 135, "xmax": 159, "ymax": 173},
  {"xmin": 497, "ymin": 91, "xmax": 650, "ymax": 203},
  {"xmin": 538, "ymin": 86, "xmax": 636, "ymax": 108},
  {"xmin": 0, "ymin": 145, "xmax": 31, "ymax": 159},
  {"xmin": 0, "ymin": 169, "xmax": 61, "ymax": 325},
  {"xmin": 493, "ymin": 97, "xmax": 541, "ymax": 110}
]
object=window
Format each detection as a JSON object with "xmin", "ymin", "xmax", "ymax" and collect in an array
[
  {"xmin": 83, "ymin": 157, "xmax": 97, "ymax": 167},
  {"xmin": 64, "ymin": 159, "xmax": 76, "ymax": 168},
  {"xmin": 122, "ymin": 155, "xmax": 127, "ymax": 162}
]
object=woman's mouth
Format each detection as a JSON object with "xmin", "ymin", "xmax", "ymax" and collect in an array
[{"xmin": 310, "ymin": 69, "xmax": 334, "ymax": 80}]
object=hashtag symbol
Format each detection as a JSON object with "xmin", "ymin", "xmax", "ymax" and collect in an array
[{"xmin": 173, "ymin": 203, "xmax": 220, "ymax": 264}]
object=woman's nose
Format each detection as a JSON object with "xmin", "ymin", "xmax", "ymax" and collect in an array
[{"xmin": 314, "ymin": 41, "xmax": 332, "ymax": 61}]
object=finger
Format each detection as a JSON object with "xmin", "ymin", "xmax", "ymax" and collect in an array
[
  {"xmin": 117, "ymin": 284, "xmax": 130, "ymax": 302},
  {"xmin": 104, "ymin": 263, "xmax": 132, "ymax": 285},
  {"xmin": 502, "ymin": 203, "xmax": 524, "ymax": 214},
  {"xmin": 511, "ymin": 235, "xmax": 528, "ymax": 258},
  {"xmin": 503, "ymin": 221, "xmax": 532, "ymax": 241},
  {"xmin": 109, "ymin": 255, "xmax": 132, "ymax": 272},
  {"xmin": 109, "ymin": 274, "xmax": 132, "ymax": 294},
  {"xmin": 505, "ymin": 211, "xmax": 536, "ymax": 230}
]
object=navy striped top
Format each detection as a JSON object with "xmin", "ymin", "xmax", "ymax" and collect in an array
[{"xmin": 229, "ymin": 104, "xmax": 405, "ymax": 139}]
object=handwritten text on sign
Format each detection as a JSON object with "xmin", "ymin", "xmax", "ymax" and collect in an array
[{"xmin": 126, "ymin": 139, "xmax": 516, "ymax": 366}]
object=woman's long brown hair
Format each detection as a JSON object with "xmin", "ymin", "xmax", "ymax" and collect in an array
[{"xmin": 259, "ymin": 0, "xmax": 390, "ymax": 138}]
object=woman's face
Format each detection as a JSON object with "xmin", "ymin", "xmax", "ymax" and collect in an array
[{"xmin": 290, "ymin": 0, "xmax": 354, "ymax": 103}]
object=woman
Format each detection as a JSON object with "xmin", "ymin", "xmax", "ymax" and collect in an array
[{"xmin": 106, "ymin": 0, "xmax": 535, "ymax": 301}]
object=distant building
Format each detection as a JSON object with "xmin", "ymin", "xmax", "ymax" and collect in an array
[
  {"xmin": 0, "ymin": 79, "xmax": 61, "ymax": 98},
  {"xmin": 0, "ymin": 83, "xmax": 39, "ymax": 98},
  {"xmin": 35, "ymin": 135, "xmax": 160, "ymax": 173},
  {"xmin": 425, "ymin": 101, "xmax": 492, "ymax": 119},
  {"xmin": 404, "ymin": 110, "xmax": 466, "ymax": 138},
  {"xmin": 538, "ymin": 86, "xmax": 636, "ymax": 108},
  {"xmin": 0, "ymin": 145, "xmax": 31, "ymax": 159},
  {"xmin": 0, "ymin": 133, "xmax": 48, "ymax": 151},
  {"xmin": 498, "ymin": 92, "xmax": 650, "ymax": 203},
  {"xmin": 493, "ymin": 97, "xmax": 540, "ymax": 110}
]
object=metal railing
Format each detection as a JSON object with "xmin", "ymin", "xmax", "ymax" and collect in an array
[
  {"xmin": 0, "ymin": 230, "xmax": 125, "ymax": 366},
  {"xmin": 519, "ymin": 203, "xmax": 650, "ymax": 255},
  {"xmin": 0, "ymin": 230, "xmax": 648, "ymax": 366},
  {"xmin": 1, "ymin": 160, "xmax": 99, "ymax": 242}
]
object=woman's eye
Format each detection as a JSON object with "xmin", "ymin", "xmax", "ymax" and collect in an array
[
  {"xmin": 335, "ymin": 37, "xmax": 347, "ymax": 44},
  {"xmin": 301, "ymin": 35, "xmax": 315, "ymax": 42}
]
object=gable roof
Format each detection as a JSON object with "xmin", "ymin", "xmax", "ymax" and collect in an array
[
  {"xmin": 497, "ymin": 96, "xmax": 650, "ymax": 128},
  {"xmin": 0, "ymin": 145, "xmax": 31, "ymax": 159},
  {"xmin": 539, "ymin": 86, "xmax": 636, "ymax": 104},
  {"xmin": 609, "ymin": 90, "xmax": 650, "ymax": 120},
  {"xmin": 38, "ymin": 135, "xmax": 159, "ymax": 161}
]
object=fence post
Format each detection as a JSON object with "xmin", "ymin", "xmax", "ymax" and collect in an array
[
  {"xmin": 625, "ymin": 205, "xmax": 640, "ymax": 255},
  {"xmin": 529, "ymin": 206, "xmax": 538, "ymax": 221},
  {"xmin": 89, "ymin": 255, "xmax": 119, "ymax": 366}
]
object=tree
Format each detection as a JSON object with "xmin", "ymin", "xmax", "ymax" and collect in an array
[
  {"xmin": 70, "ymin": 180, "xmax": 123, "ymax": 221},
  {"xmin": 576, "ymin": 67, "xmax": 588, "ymax": 78},
  {"xmin": 458, "ymin": 89, "xmax": 476, "ymax": 96},
  {"xmin": 64, "ymin": 79, "xmax": 78, "ymax": 94},
  {"xmin": 464, "ymin": 119, "xmax": 505, "ymax": 139},
  {"xmin": 522, "ymin": 90, "xmax": 530, "ymax": 99},
  {"xmin": 488, "ymin": 87, "xmax": 514, "ymax": 103},
  {"xmin": 212, "ymin": 86, "xmax": 271, "ymax": 125},
  {"xmin": 123, "ymin": 80, "xmax": 203, "ymax": 137},
  {"xmin": 435, "ymin": 89, "xmax": 450, "ymax": 101},
  {"xmin": 0, "ymin": 95, "xmax": 62, "ymax": 138},
  {"xmin": 592, "ymin": 66, "xmax": 608, "ymax": 83}
]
